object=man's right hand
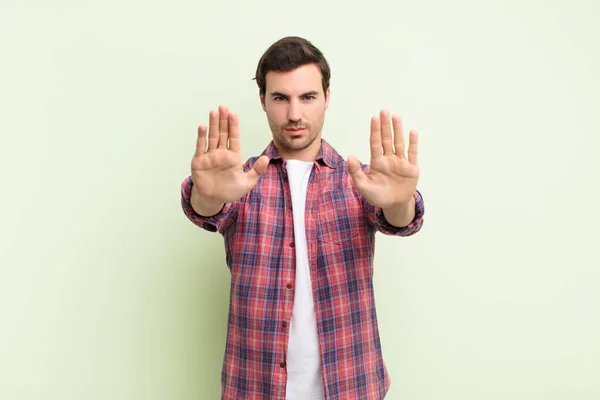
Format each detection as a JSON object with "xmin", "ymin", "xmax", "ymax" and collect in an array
[{"xmin": 190, "ymin": 105, "xmax": 269, "ymax": 216}]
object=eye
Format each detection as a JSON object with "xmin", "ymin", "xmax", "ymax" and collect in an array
[
  {"xmin": 274, "ymin": 96, "xmax": 286, "ymax": 102},
  {"xmin": 303, "ymin": 95, "xmax": 316, "ymax": 100}
]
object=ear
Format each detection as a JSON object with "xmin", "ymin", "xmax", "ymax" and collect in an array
[
  {"xmin": 260, "ymin": 93, "xmax": 267, "ymax": 112},
  {"xmin": 324, "ymin": 88, "xmax": 331, "ymax": 110}
]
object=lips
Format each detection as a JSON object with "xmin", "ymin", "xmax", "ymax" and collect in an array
[{"xmin": 285, "ymin": 128, "xmax": 305, "ymax": 132}]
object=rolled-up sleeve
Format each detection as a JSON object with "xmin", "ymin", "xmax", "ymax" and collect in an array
[
  {"xmin": 363, "ymin": 190, "xmax": 425, "ymax": 236},
  {"xmin": 180, "ymin": 176, "xmax": 238, "ymax": 233}
]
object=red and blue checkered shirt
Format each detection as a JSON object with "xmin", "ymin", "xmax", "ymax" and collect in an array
[{"xmin": 181, "ymin": 140, "xmax": 425, "ymax": 399}]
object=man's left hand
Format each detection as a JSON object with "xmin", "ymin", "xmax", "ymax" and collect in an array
[{"xmin": 347, "ymin": 110, "xmax": 419, "ymax": 210}]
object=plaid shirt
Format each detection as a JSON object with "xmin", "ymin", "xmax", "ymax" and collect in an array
[{"xmin": 181, "ymin": 140, "xmax": 424, "ymax": 399}]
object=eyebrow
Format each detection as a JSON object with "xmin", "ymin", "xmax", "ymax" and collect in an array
[{"xmin": 270, "ymin": 91, "xmax": 320, "ymax": 98}]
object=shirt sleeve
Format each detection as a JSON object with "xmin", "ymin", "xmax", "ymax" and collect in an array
[
  {"xmin": 180, "ymin": 175, "xmax": 239, "ymax": 233},
  {"xmin": 363, "ymin": 189, "xmax": 425, "ymax": 237}
]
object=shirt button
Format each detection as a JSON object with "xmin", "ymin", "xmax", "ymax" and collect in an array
[
  {"xmin": 280, "ymin": 361, "xmax": 286, "ymax": 368},
  {"xmin": 282, "ymin": 321, "xmax": 288, "ymax": 328},
  {"xmin": 286, "ymin": 283, "xmax": 293, "ymax": 289},
  {"xmin": 289, "ymin": 242, "xmax": 295, "ymax": 248}
]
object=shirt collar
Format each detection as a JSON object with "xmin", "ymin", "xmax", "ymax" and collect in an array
[{"xmin": 261, "ymin": 139, "xmax": 343, "ymax": 169}]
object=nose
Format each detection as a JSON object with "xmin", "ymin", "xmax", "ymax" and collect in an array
[{"xmin": 287, "ymin": 99, "xmax": 301, "ymax": 123}]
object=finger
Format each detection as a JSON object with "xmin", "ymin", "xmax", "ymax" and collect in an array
[
  {"xmin": 392, "ymin": 114, "xmax": 405, "ymax": 159},
  {"xmin": 218, "ymin": 104, "xmax": 229, "ymax": 149},
  {"xmin": 380, "ymin": 109, "xmax": 393, "ymax": 155},
  {"xmin": 246, "ymin": 155, "xmax": 269, "ymax": 188},
  {"xmin": 195, "ymin": 124, "xmax": 207, "ymax": 157},
  {"xmin": 407, "ymin": 129, "xmax": 419, "ymax": 165},
  {"xmin": 228, "ymin": 111, "xmax": 241, "ymax": 153},
  {"xmin": 207, "ymin": 109, "xmax": 219, "ymax": 151},
  {"xmin": 370, "ymin": 115, "xmax": 382, "ymax": 159},
  {"xmin": 347, "ymin": 155, "xmax": 368, "ymax": 187}
]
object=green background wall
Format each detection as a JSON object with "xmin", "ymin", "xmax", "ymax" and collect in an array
[{"xmin": 1, "ymin": 0, "xmax": 598, "ymax": 398}]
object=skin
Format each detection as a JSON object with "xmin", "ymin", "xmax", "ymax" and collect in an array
[
  {"xmin": 190, "ymin": 63, "xmax": 419, "ymax": 227},
  {"xmin": 259, "ymin": 64, "xmax": 329, "ymax": 162}
]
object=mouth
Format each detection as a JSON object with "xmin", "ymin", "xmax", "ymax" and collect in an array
[{"xmin": 285, "ymin": 127, "xmax": 306, "ymax": 133}]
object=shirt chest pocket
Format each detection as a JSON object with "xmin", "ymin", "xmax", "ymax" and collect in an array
[{"xmin": 317, "ymin": 189, "xmax": 361, "ymax": 245}]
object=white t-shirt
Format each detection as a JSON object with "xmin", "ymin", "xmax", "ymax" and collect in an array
[{"xmin": 285, "ymin": 160, "xmax": 325, "ymax": 400}]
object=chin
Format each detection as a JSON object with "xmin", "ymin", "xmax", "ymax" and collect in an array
[{"xmin": 281, "ymin": 137, "xmax": 315, "ymax": 151}]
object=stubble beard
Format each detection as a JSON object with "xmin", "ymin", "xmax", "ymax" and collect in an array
[
  {"xmin": 267, "ymin": 109, "xmax": 327, "ymax": 155},
  {"xmin": 275, "ymin": 127, "xmax": 317, "ymax": 152},
  {"xmin": 271, "ymin": 116, "xmax": 326, "ymax": 153}
]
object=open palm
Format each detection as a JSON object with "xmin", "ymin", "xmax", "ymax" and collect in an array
[
  {"xmin": 192, "ymin": 105, "xmax": 268, "ymax": 204},
  {"xmin": 347, "ymin": 110, "xmax": 419, "ymax": 209}
]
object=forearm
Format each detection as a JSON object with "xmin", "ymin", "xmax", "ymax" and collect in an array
[
  {"xmin": 190, "ymin": 188, "xmax": 225, "ymax": 217},
  {"xmin": 382, "ymin": 194, "xmax": 416, "ymax": 228}
]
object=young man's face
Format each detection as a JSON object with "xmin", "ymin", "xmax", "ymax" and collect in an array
[{"xmin": 260, "ymin": 63, "xmax": 330, "ymax": 161}]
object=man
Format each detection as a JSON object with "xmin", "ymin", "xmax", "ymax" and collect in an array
[{"xmin": 180, "ymin": 36, "xmax": 424, "ymax": 400}]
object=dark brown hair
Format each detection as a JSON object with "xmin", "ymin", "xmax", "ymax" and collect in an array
[{"xmin": 254, "ymin": 36, "xmax": 331, "ymax": 96}]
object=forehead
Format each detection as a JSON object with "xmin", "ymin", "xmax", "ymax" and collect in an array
[{"xmin": 265, "ymin": 63, "xmax": 323, "ymax": 94}]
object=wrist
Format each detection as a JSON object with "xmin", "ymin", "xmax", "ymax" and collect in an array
[
  {"xmin": 191, "ymin": 187, "xmax": 225, "ymax": 217},
  {"xmin": 382, "ymin": 194, "xmax": 416, "ymax": 228}
]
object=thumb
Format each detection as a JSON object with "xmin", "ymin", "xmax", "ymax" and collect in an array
[
  {"xmin": 347, "ymin": 155, "xmax": 367, "ymax": 186},
  {"xmin": 246, "ymin": 155, "xmax": 269, "ymax": 186}
]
